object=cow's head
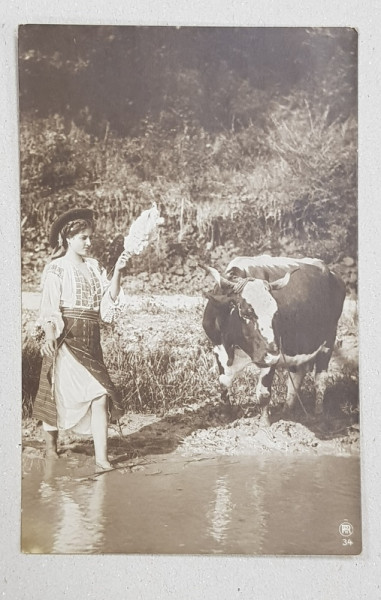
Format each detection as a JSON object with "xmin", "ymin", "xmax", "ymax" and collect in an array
[{"xmin": 204, "ymin": 265, "xmax": 295, "ymax": 366}]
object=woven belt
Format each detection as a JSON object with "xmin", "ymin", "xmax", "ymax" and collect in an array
[{"xmin": 61, "ymin": 308, "xmax": 99, "ymax": 322}]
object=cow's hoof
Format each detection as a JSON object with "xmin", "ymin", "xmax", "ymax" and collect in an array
[{"xmin": 258, "ymin": 414, "xmax": 271, "ymax": 428}]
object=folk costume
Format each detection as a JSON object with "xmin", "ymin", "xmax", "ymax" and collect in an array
[{"xmin": 33, "ymin": 209, "xmax": 125, "ymax": 435}]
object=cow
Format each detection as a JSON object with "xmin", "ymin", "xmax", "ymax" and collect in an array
[{"xmin": 202, "ymin": 255, "xmax": 346, "ymax": 426}]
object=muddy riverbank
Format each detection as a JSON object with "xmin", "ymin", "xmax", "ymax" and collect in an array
[{"xmin": 22, "ymin": 399, "xmax": 360, "ymax": 465}]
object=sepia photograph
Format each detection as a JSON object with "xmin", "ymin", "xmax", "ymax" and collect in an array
[{"xmin": 19, "ymin": 25, "xmax": 360, "ymax": 556}]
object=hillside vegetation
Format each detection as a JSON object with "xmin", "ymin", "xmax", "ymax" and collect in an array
[{"xmin": 19, "ymin": 27, "xmax": 357, "ymax": 293}]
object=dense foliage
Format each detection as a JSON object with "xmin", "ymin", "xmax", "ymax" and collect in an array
[{"xmin": 19, "ymin": 26, "xmax": 357, "ymax": 292}]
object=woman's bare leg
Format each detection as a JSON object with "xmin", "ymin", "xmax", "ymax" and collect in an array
[
  {"xmin": 91, "ymin": 395, "xmax": 112, "ymax": 469},
  {"xmin": 43, "ymin": 429, "xmax": 59, "ymax": 458},
  {"xmin": 42, "ymin": 422, "xmax": 59, "ymax": 458}
]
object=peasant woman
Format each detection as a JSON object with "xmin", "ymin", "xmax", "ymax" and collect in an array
[{"xmin": 33, "ymin": 208, "xmax": 129, "ymax": 470}]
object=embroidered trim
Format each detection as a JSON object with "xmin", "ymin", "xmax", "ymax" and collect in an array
[
  {"xmin": 72, "ymin": 265, "xmax": 102, "ymax": 310},
  {"xmin": 47, "ymin": 263, "xmax": 64, "ymax": 279}
]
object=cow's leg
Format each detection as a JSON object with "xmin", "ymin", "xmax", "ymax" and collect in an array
[
  {"xmin": 214, "ymin": 348, "xmax": 231, "ymax": 404},
  {"xmin": 314, "ymin": 346, "xmax": 333, "ymax": 416},
  {"xmin": 315, "ymin": 370, "xmax": 329, "ymax": 415},
  {"xmin": 284, "ymin": 364, "xmax": 307, "ymax": 413},
  {"xmin": 256, "ymin": 366, "xmax": 276, "ymax": 427}
]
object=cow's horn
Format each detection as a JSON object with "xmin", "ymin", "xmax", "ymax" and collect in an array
[
  {"xmin": 201, "ymin": 265, "xmax": 222, "ymax": 285},
  {"xmin": 270, "ymin": 268, "xmax": 299, "ymax": 291},
  {"xmin": 270, "ymin": 272, "xmax": 290, "ymax": 290},
  {"xmin": 203, "ymin": 265, "xmax": 234, "ymax": 289}
]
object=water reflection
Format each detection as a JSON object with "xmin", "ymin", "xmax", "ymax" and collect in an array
[
  {"xmin": 207, "ymin": 475, "xmax": 233, "ymax": 544},
  {"xmin": 22, "ymin": 454, "xmax": 361, "ymax": 555},
  {"xmin": 23, "ymin": 457, "xmax": 107, "ymax": 554},
  {"xmin": 249, "ymin": 476, "xmax": 267, "ymax": 553}
]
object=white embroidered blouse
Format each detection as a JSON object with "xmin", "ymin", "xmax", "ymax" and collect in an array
[{"xmin": 38, "ymin": 256, "xmax": 125, "ymax": 338}]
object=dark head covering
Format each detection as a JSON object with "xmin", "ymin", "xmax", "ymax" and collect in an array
[{"xmin": 49, "ymin": 208, "xmax": 94, "ymax": 248}]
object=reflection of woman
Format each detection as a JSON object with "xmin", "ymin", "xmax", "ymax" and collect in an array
[
  {"xmin": 39, "ymin": 466, "xmax": 107, "ymax": 554},
  {"xmin": 33, "ymin": 208, "xmax": 129, "ymax": 470}
]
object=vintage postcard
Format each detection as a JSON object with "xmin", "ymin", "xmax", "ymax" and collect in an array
[{"xmin": 19, "ymin": 25, "xmax": 360, "ymax": 555}]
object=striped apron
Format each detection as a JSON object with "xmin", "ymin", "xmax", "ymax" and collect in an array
[{"xmin": 33, "ymin": 308, "xmax": 122, "ymax": 427}]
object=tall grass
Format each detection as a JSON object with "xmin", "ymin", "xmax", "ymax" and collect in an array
[
  {"xmin": 22, "ymin": 296, "xmax": 358, "ymax": 419},
  {"xmin": 22, "ymin": 310, "xmax": 43, "ymax": 417},
  {"xmin": 104, "ymin": 340, "xmax": 217, "ymax": 414}
]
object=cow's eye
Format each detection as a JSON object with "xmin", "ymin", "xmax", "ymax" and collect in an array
[{"xmin": 242, "ymin": 309, "xmax": 256, "ymax": 321}]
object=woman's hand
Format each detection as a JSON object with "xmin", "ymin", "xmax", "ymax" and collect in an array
[
  {"xmin": 114, "ymin": 251, "xmax": 131, "ymax": 273},
  {"xmin": 109, "ymin": 251, "xmax": 131, "ymax": 301},
  {"xmin": 41, "ymin": 338, "xmax": 57, "ymax": 358}
]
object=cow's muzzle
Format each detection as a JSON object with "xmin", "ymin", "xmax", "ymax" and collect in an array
[{"xmin": 263, "ymin": 352, "xmax": 281, "ymax": 366}]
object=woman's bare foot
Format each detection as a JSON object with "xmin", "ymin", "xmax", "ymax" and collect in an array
[
  {"xmin": 46, "ymin": 449, "xmax": 59, "ymax": 459},
  {"xmin": 95, "ymin": 461, "xmax": 114, "ymax": 471}
]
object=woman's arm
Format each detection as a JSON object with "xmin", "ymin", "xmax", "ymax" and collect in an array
[
  {"xmin": 42, "ymin": 322, "xmax": 57, "ymax": 357},
  {"xmin": 38, "ymin": 266, "xmax": 64, "ymax": 357},
  {"xmin": 108, "ymin": 251, "xmax": 131, "ymax": 301}
]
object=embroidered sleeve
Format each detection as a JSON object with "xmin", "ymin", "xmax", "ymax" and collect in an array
[
  {"xmin": 98, "ymin": 264, "xmax": 126, "ymax": 323},
  {"xmin": 37, "ymin": 263, "xmax": 65, "ymax": 338}
]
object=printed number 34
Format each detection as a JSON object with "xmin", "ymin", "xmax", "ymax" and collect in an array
[{"xmin": 342, "ymin": 539, "xmax": 353, "ymax": 546}]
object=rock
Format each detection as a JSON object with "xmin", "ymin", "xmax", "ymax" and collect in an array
[{"xmin": 342, "ymin": 256, "xmax": 355, "ymax": 267}]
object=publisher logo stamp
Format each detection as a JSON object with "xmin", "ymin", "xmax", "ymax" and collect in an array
[{"xmin": 339, "ymin": 519, "xmax": 354, "ymax": 542}]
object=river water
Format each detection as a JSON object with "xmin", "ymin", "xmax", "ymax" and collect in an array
[{"xmin": 21, "ymin": 453, "xmax": 361, "ymax": 555}]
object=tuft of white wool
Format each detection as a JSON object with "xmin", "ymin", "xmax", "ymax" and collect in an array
[{"xmin": 124, "ymin": 202, "xmax": 164, "ymax": 255}]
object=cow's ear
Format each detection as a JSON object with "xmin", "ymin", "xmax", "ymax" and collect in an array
[{"xmin": 204, "ymin": 292, "xmax": 230, "ymax": 305}]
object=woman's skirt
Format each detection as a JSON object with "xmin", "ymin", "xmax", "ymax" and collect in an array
[{"xmin": 33, "ymin": 309, "xmax": 123, "ymax": 433}]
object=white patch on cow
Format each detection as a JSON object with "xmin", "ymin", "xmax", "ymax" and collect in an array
[
  {"xmin": 241, "ymin": 281, "xmax": 278, "ymax": 345},
  {"xmin": 227, "ymin": 255, "xmax": 301, "ymax": 273},
  {"xmin": 315, "ymin": 370, "xmax": 329, "ymax": 414},
  {"xmin": 298, "ymin": 257, "xmax": 327, "ymax": 272},
  {"xmin": 214, "ymin": 345, "xmax": 252, "ymax": 388},
  {"xmin": 213, "ymin": 345, "xmax": 229, "ymax": 372},
  {"xmin": 226, "ymin": 255, "xmax": 327, "ymax": 274}
]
